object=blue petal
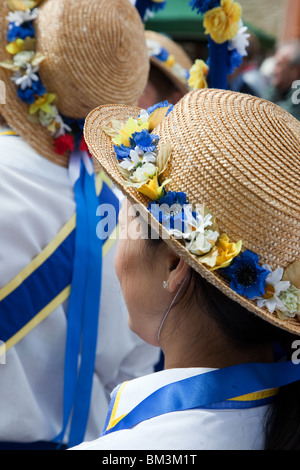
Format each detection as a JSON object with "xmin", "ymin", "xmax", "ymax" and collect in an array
[
  {"xmin": 7, "ymin": 22, "xmax": 35, "ymax": 41},
  {"xmin": 113, "ymin": 144, "xmax": 133, "ymax": 160},
  {"xmin": 188, "ymin": 0, "xmax": 220, "ymax": 14},
  {"xmin": 146, "ymin": 101, "xmax": 173, "ymax": 116}
]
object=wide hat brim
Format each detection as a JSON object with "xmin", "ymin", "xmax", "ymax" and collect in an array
[
  {"xmin": 0, "ymin": 0, "xmax": 150, "ymax": 167},
  {"xmin": 84, "ymin": 88, "xmax": 300, "ymax": 336}
]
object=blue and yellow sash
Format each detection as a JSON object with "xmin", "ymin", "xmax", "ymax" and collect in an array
[
  {"xmin": 0, "ymin": 131, "xmax": 120, "ymax": 447},
  {"xmin": 102, "ymin": 361, "xmax": 300, "ymax": 436}
]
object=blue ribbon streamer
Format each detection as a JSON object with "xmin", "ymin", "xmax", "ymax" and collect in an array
[
  {"xmin": 55, "ymin": 160, "xmax": 103, "ymax": 448},
  {"xmin": 103, "ymin": 361, "xmax": 300, "ymax": 435},
  {"xmin": 208, "ymin": 37, "xmax": 228, "ymax": 89}
]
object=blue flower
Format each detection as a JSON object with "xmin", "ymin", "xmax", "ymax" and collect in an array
[
  {"xmin": 154, "ymin": 47, "xmax": 169, "ymax": 62},
  {"xmin": 227, "ymin": 48, "xmax": 243, "ymax": 75},
  {"xmin": 113, "ymin": 144, "xmax": 132, "ymax": 161},
  {"xmin": 7, "ymin": 22, "xmax": 35, "ymax": 42},
  {"xmin": 189, "ymin": 0, "xmax": 220, "ymax": 14},
  {"xmin": 223, "ymin": 249, "xmax": 270, "ymax": 299},
  {"xmin": 130, "ymin": 129, "xmax": 159, "ymax": 152},
  {"xmin": 147, "ymin": 100, "xmax": 173, "ymax": 117},
  {"xmin": 148, "ymin": 191, "xmax": 188, "ymax": 231},
  {"xmin": 17, "ymin": 79, "xmax": 46, "ymax": 104}
]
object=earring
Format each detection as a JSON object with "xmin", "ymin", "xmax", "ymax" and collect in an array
[{"xmin": 163, "ymin": 280, "xmax": 168, "ymax": 289}]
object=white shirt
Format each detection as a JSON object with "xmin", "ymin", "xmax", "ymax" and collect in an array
[
  {"xmin": 72, "ymin": 368, "xmax": 269, "ymax": 450},
  {"xmin": 0, "ymin": 130, "xmax": 160, "ymax": 445}
]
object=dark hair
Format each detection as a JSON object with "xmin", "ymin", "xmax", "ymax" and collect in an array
[{"xmin": 145, "ymin": 234, "xmax": 300, "ymax": 450}]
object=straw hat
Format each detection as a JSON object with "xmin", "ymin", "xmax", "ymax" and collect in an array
[
  {"xmin": 0, "ymin": 0, "xmax": 149, "ymax": 167},
  {"xmin": 84, "ymin": 88, "xmax": 300, "ymax": 335},
  {"xmin": 145, "ymin": 30, "xmax": 192, "ymax": 94}
]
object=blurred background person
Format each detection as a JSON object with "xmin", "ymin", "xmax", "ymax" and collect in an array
[{"xmin": 263, "ymin": 39, "xmax": 300, "ymax": 120}]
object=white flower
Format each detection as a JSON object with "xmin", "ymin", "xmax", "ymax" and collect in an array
[
  {"xmin": 131, "ymin": 162, "xmax": 157, "ymax": 183},
  {"xmin": 186, "ymin": 229, "xmax": 219, "ymax": 256},
  {"xmin": 255, "ymin": 266, "xmax": 291, "ymax": 314},
  {"xmin": 278, "ymin": 285, "xmax": 300, "ymax": 318},
  {"xmin": 169, "ymin": 207, "xmax": 219, "ymax": 254},
  {"xmin": 228, "ymin": 20, "xmax": 250, "ymax": 57},
  {"xmin": 146, "ymin": 38, "xmax": 161, "ymax": 57},
  {"xmin": 171, "ymin": 63, "xmax": 188, "ymax": 82},
  {"xmin": 38, "ymin": 105, "xmax": 58, "ymax": 127},
  {"xmin": 12, "ymin": 63, "xmax": 39, "ymax": 89},
  {"xmin": 137, "ymin": 109, "xmax": 149, "ymax": 125},
  {"xmin": 52, "ymin": 114, "xmax": 72, "ymax": 138},
  {"xmin": 119, "ymin": 147, "xmax": 156, "ymax": 172},
  {"xmin": 12, "ymin": 50, "xmax": 35, "ymax": 68},
  {"xmin": 184, "ymin": 209, "xmax": 216, "ymax": 240},
  {"xmin": 7, "ymin": 8, "xmax": 38, "ymax": 26}
]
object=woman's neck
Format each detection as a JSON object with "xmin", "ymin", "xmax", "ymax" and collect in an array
[{"xmin": 160, "ymin": 308, "xmax": 274, "ymax": 370}]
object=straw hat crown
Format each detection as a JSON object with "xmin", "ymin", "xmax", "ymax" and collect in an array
[
  {"xmin": 84, "ymin": 89, "xmax": 300, "ymax": 334},
  {"xmin": 0, "ymin": 0, "xmax": 149, "ymax": 166}
]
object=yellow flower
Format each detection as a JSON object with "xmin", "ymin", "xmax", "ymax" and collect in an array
[
  {"xmin": 136, "ymin": 173, "xmax": 170, "ymax": 200},
  {"xmin": 6, "ymin": 37, "xmax": 35, "ymax": 55},
  {"xmin": 199, "ymin": 233, "xmax": 242, "ymax": 270},
  {"xmin": 7, "ymin": 0, "xmax": 42, "ymax": 11},
  {"xmin": 203, "ymin": 0, "xmax": 242, "ymax": 44},
  {"xmin": 112, "ymin": 117, "xmax": 149, "ymax": 147},
  {"xmin": 212, "ymin": 233, "xmax": 242, "ymax": 270},
  {"xmin": 165, "ymin": 54, "xmax": 175, "ymax": 67},
  {"xmin": 188, "ymin": 59, "xmax": 209, "ymax": 90},
  {"xmin": 29, "ymin": 93, "xmax": 57, "ymax": 115}
]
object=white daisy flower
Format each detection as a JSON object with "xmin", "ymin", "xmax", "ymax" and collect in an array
[
  {"xmin": 12, "ymin": 63, "xmax": 39, "ymax": 89},
  {"xmin": 7, "ymin": 8, "xmax": 38, "ymax": 26},
  {"xmin": 228, "ymin": 20, "xmax": 250, "ymax": 57},
  {"xmin": 255, "ymin": 266, "xmax": 291, "ymax": 314}
]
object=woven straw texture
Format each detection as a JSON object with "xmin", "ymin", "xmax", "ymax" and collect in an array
[
  {"xmin": 84, "ymin": 88, "xmax": 300, "ymax": 335},
  {"xmin": 145, "ymin": 30, "xmax": 192, "ymax": 94},
  {"xmin": 0, "ymin": 0, "xmax": 149, "ymax": 167}
]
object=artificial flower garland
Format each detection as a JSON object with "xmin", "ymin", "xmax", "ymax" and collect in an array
[
  {"xmin": 188, "ymin": 0, "xmax": 250, "ymax": 90},
  {"xmin": 104, "ymin": 101, "xmax": 300, "ymax": 322},
  {"xmin": 0, "ymin": 0, "xmax": 86, "ymax": 155},
  {"xmin": 145, "ymin": 0, "xmax": 250, "ymax": 92}
]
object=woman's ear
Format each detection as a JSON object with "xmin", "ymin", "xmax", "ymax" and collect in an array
[{"xmin": 166, "ymin": 255, "xmax": 190, "ymax": 293}]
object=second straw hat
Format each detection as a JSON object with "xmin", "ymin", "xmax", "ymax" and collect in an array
[
  {"xmin": 84, "ymin": 89, "xmax": 300, "ymax": 335},
  {"xmin": 0, "ymin": 0, "xmax": 149, "ymax": 166},
  {"xmin": 145, "ymin": 30, "xmax": 192, "ymax": 94}
]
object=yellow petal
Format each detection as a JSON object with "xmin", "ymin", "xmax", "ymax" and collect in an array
[
  {"xmin": 147, "ymin": 106, "xmax": 170, "ymax": 131},
  {"xmin": 283, "ymin": 261, "xmax": 300, "ymax": 289},
  {"xmin": 165, "ymin": 54, "xmax": 175, "ymax": 67},
  {"xmin": 210, "ymin": 235, "xmax": 242, "ymax": 271},
  {"xmin": 198, "ymin": 246, "xmax": 219, "ymax": 268},
  {"xmin": 6, "ymin": 39, "xmax": 24, "ymax": 55},
  {"xmin": 0, "ymin": 60, "xmax": 19, "ymax": 71},
  {"xmin": 136, "ymin": 174, "xmax": 170, "ymax": 200},
  {"xmin": 156, "ymin": 142, "xmax": 172, "ymax": 174},
  {"xmin": 6, "ymin": 0, "xmax": 27, "ymax": 11}
]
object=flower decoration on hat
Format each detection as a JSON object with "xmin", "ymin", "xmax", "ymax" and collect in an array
[
  {"xmin": 187, "ymin": 0, "xmax": 250, "ymax": 90},
  {"xmin": 146, "ymin": 37, "xmax": 190, "ymax": 87},
  {"xmin": 104, "ymin": 99, "xmax": 300, "ymax": 322},
  {"xmin": 0, "ymin": 0, "xmax": 88, "ymax": 156}
]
